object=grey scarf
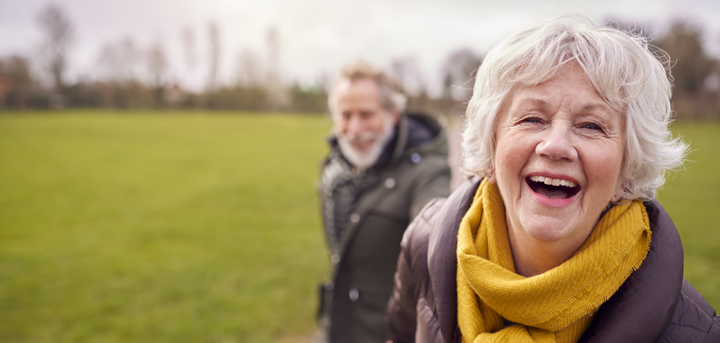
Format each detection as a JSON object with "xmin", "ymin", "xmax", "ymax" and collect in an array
[{"xmin": 321, "ymin": 150, "xmax": 383, "ymax": 255}]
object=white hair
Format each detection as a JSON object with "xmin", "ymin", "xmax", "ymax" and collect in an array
[
  {"xmin": 327, "ymin": 61, "xmax": 407, "ymax": 116},
  {"xmin": 335, "ymin": 113, "xmax": 395, "ymax": 170},
  {"xmin": 462, "ymin": 14, "xmax": 688, "ymax": 200}
]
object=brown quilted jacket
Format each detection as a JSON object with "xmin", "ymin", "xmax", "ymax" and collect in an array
[{"xmin": 386, "ymin": 177, "xmax": 720, "ymax": 343}]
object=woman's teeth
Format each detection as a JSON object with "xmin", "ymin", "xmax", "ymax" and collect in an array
[{"xmin": 529, "ymin": 175, "xmax": 577, "ymax": 188}]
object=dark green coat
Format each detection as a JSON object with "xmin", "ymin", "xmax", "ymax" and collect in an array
[{"xmin": 319, "ymin": 113, "xmax": 451, "ymax": 343}]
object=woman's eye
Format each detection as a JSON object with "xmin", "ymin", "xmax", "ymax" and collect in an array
[
  {"xmin": 521, "ymin": 117, "xmax": 542, "ymax": 124},
  {"xmin": 581, "ymin": 122, "xmax": 603, "ymax": 131}
]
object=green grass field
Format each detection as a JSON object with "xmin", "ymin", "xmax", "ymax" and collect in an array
[
  {"xmin": 656, "ymin": 121, "xmax": 720, "ymax": 309},
  {"xmin": 0, "ymin": 111, "xmax": 718, "ymax": 342},
  {"xmin": 0, "ymin": 111, "xmax": 333, "ymax": 342}
]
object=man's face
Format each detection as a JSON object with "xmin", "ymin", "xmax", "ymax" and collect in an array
[{"xmin": 333, "ymin": 78, "xmax": 399, "ymax": 169}]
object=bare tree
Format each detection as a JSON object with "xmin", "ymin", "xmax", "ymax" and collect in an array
[
  {"xmin": 146, "ymin": 41, "xmax": 169, "ymax": 107},
  {"xmin": 440, "ymin": 48, "xmax": 483, "ymax": 102},
  {"xmin": 207, "ymin": 21, "xmax": 220, "ymax": 91},
  {"xmin": 98, "ymin": 37, "xmax": 139, "ymax": 82},
  {"xmin": 266, "ymin": 26, "xmax": 280, "ymax": 86},
  {"xmin": 264, "ymin": 25, "xmax": 289, "ymax": 109},
  {"xmin": 146, "ymin": 41, "xmax": 168, "ymax": 89},
  {"xmin": 656, "ymin": 20, "xmax": 714, "ymax": 96},
  {"xmin": 656, "ymin": 20, "xmax": 719, "ymax": 119},
  {"xmin": 236, "ymin": 48, "xmax": 263, "ymax": 87},
  {"xmin": 181, "ymin": 26, "xmax": 197, "ymax": 89},
  {"xmin": 389, "ymin": 56, "xmax": 426, "ymax": 97},
  {"xmin": 97, "ymin": 37, "xmax": 141, "ymax": 83},
  {"xmin": 37, "ymin": 4, "xmax": 74, "ymax": 92},
  {"xmin": 182, "ymin": 27, "xmax": 197, "ymax": 70}
]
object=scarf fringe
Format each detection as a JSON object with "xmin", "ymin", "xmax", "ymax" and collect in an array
[{"xmin": 543, "ymin": 224, "xmax": 651, "ymax": 331}]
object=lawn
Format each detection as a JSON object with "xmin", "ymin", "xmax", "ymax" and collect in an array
[
  {"xmin": 658, "ymin": 122, "xmax": 720, "ymax": 309},
  {"xmin": 0, "ymin": 111, "xmax": 718, "ymax": 342},
  {"xmin": 0, "ymin": 111, "xmax": 333, "ymax": 342}
]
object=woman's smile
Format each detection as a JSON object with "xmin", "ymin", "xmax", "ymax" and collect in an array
[{"xmin": 526, "ymin": 174, "xmax": 581, "ymax": 207}]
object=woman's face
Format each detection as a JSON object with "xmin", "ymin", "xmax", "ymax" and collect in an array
[{"xmin": 492, "ymin": 62, "xmax": 625, "ymax": 248}]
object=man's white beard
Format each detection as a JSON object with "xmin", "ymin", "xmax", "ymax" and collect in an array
[{"xmin": 336, "ymin": 115, "xmax": 395, "ymax": 170}]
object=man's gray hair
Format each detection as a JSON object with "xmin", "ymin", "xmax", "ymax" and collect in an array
[
  {"xmin": 462, "ymin": 14, "xmax": 688, "ymax": 200},
  {"xmin": 328, "ymin": 61, "xmax": 407, "ymax": 116}
]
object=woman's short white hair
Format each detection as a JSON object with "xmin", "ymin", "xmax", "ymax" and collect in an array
[{"xmin": 462, "ymin": 14, "xmax": 688, "ymax": 200}]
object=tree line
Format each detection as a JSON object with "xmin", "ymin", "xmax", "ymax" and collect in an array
[{"xmin": 0, "ymin": 5, "xmax": 718, "ymax": 119}]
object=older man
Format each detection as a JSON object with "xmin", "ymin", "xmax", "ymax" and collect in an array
[{"xmin": 318, "ymin": 62, "xmax": 451, "ymax": 343}]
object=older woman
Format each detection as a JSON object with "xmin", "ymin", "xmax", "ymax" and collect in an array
[{"xmin": 386, "ymin": 15, "xmax": 719, "ymax": 343}]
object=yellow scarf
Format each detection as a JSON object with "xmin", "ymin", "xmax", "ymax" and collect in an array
[{"xmin": 456, "ymin": 179, "xmax": 651, "ymax": 343}]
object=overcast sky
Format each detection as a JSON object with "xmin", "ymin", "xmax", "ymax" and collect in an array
[{"xmin": 2, "ymin": 0, "xmax": 720, "ymax": 93}]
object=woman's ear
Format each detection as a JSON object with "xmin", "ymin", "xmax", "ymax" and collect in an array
[
  {"xmin": 486, "ymin": 168, "xmax": 496, "ymax": 184},
  {"xmin": 611, "ymin": 182, "xmax": 626, "ymax": 202}
]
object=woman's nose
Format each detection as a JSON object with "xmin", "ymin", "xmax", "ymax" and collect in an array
[{"xmin": 536, "ymin": 123, "xmax": 578, "ymax": 161}]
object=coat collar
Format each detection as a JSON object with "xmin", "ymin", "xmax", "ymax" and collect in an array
[
  {"xmin": 427, "ymin": 177, "xmax": 684, "ymax": 342},
  {"xmin": 391, "ymin": 113, "xmax": 409, "ymax": 161},
  {"xmin": 427, "ymin": 176, "xmax": 479, "ymax": 342}
]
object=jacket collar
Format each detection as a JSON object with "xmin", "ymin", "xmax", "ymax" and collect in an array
[
  {"xmin": 427, "ymin": 177, "xmax": 684, "ymax": 342},
  {"xmin": 428, "ymin": 177, "xmax": 480, "ymax": 342},
  {"xmin": 391, "ymin": 113, "xmax": 409, "ymax": 160}
]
